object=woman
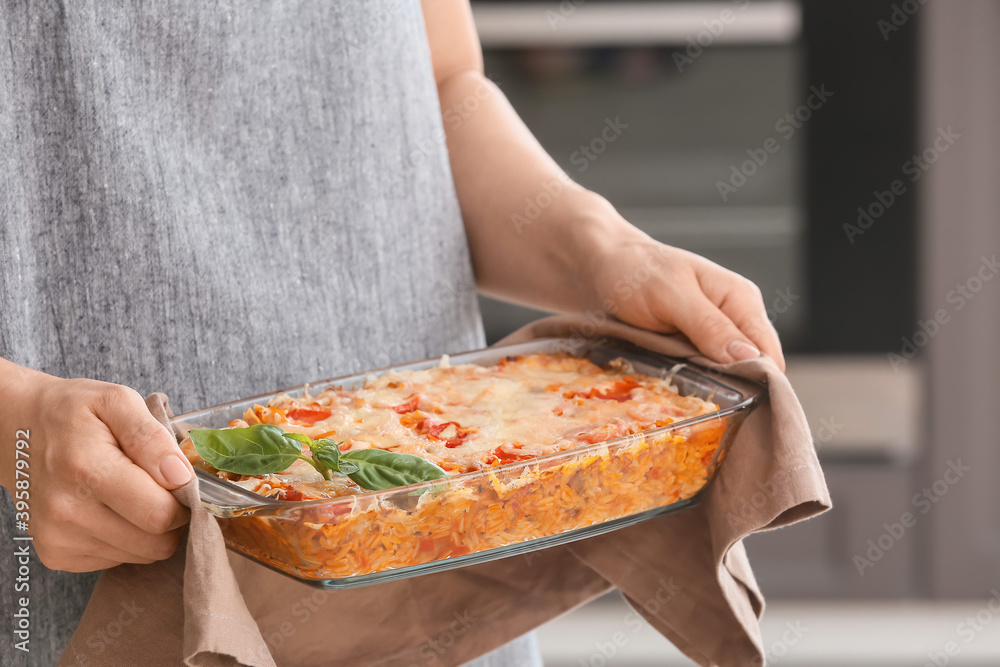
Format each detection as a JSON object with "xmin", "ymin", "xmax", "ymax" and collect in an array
[{"xmin": 0, "ymin": 1, "xmax": 783, "ymax": 665}]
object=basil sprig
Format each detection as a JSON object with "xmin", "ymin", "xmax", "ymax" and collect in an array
[
  {"xmin": 280, "ymin": 431, "xmax": 360, "ymax": 477},
  {"xmin": 189, "ymin": 425, "xmax": 447, "ymax": 491},
  {"xmin": 340, "ymin": 448, "xmax": 449, "ymax": 490}
]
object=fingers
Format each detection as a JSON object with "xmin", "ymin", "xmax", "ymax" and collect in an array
[
  {"xmin": 670, "ymin": 292, "xmax": 763, "ymax": 366},
  {"xmin": 603, "ymin": 243, "xmax": 787, "ymax": 370},
  {"xmin": 54, "ymin": 418, "xmax": 191, "ymax": 536},
  {"xmin": 93, "ymin": 385, "xmax": 194, "ymax": 489},
  {"xmin": 714, "ymin": 281, "xmax": 786, "ymax": 372},
  {"xmin": 693, "ymin": 263, "xmax": 786, "ymax": 371},
  {"xmin": 35, "ymin": 519, "xmax": 181, "ymax": 570},
  {"xmin": 34, "ymin": 550, "xmax": 122, "ymax": 573},
  {"xmin": 91, "ymin": 453, "xmax": 191, "ymax": 534},
  {"xmin": 39, "ymin": 530, "xmax": 155, "ymax": 567},
  {"xmin": 40, "ymin": 449, "xmax": 187, "ymax": 560},
  {"xmin": 73, "ymin": 501, "xmax": 185, "ymax": 562}
]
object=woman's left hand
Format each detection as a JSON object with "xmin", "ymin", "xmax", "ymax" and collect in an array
[{"xmin": 585, "ymin": 235, "xmax": 786, "ymax": 371}]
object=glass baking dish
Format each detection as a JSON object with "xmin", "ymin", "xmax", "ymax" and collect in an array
[{"xmin": 171, "ymin": 337, "xmax": 762, "ymax": 589}]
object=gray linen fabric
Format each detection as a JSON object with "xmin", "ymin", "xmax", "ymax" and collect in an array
[{"xmin": 0, "ymin": 2, "xmax": 537, "ymax": 665}]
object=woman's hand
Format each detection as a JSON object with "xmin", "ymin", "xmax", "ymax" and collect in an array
[
  {"xmin": 1, "ymin": 361, "xmax": 193, "ymax": 572},
  {"xmin": 585, "ymin": 234, "xmax": 786, "ymax": 371},
  {"xmin": 424, "ymin": 6, "xmax": 786, "ymax": 370}
]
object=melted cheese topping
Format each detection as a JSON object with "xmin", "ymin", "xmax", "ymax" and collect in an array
[{"xmin": 185, "ymin": 353, "xmax": 717, "ymax": 499}]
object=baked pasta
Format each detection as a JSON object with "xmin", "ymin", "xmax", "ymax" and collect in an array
[{"xmin": 181, "ymin": 352, "xmax": 731, "ymax": 580}]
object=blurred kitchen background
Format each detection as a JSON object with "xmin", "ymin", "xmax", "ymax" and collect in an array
[{"xmin": 469, "ymin": 0, "xmax": 1000, "ymax": 665}]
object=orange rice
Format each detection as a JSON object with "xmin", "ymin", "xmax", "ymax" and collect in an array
[
  {"xmin": 182, "ymin": 353, "xmax": 729, "ymax": 580},
  {"xmin": 211, "ymin": 418, "xmax": 726, "ymax": 580}
]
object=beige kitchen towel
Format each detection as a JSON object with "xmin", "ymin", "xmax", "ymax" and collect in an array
[
  {"xmin": 498, "ymin": 316, "xmax": 832, "ymax": 665},
  {"xmin": 60, "ymin": 315, "xmax": 830, "ymax": 667}
]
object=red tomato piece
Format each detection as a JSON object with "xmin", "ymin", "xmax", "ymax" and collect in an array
[
  {"xmin": 565, "ymin": 377, "xmax": 641, "ymax": 402},
  {"xmin": 409, "ymin": 418, "xmax": 475, "ymax": 448},
  {"xmin": 489, "ymin": 446, "xmax": 536, "ymax": 465},
  {"xmin": 285, "ymin": 408, "xmax": 332, "ymax": 425},
  {"xmin": 422, "ymin": 421, "xmax": 452, "ymax": 438},
  {"xmin": 392, "ymin": 394, "xmax": 419, "ymax": 414},
  {"xmin": 596, "ymin": 377, "xmax": 641, "ymax": 401}
]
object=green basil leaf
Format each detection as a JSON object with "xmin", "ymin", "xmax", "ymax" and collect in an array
[
  {"xmin": 341, "ymin": 448, "xmax": 448, "ymax": 491},
  {"xmin": 312, "ymin": 446, "xmax": 344, "ymax": 473},
  {"xmin": 312, "ymin": 438, "xmax": 342, "ymax": 455},
  {"xmin": 338, "ymin": 460, "xmax": 360, "ymax": 475},
  {"xmin": 282, "ymin": 432, "xmax": 313, "ymax": 445},
  {"xmin": 308, "ymin": 438, "xmax": 343, "ymax": 472},
  {"xmin": 190, "ymin": 425, "xmax": 302, "ymax": 476}
]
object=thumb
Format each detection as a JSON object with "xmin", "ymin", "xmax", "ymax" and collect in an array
[{"xmin": 93, "ymin": 384, "xmax": 194, "ymax": 489}]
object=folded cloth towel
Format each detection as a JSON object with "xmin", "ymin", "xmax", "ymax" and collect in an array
[{"xmin": 59, "ymin": 315, "xmax": 830, "ymax": 667}]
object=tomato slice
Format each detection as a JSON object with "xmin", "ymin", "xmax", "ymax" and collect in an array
[
  {"xmin": 391, "ymin": 394, "xmax": 419, "ymax": 414},
  {"xmin": 406, "ymin": 417, "xmax": 475, "ymax": 448},
  {"xmin": 565, "ymin": 377, "xmax": 641, "ymax": 402},
  {"xmin": 597, "ymin": 377, "xmax": 641, "ymax": 401},
  {"xmin": 421, "ymin": 421, "xmax": 452, "ymax": 438},
  {"xmin": 286, "ymin": 408, "xmax": 332, "ymax": 425},
  {"xmin": 489, "ymin": 446, "xmax": 536, "ymax": 465}
]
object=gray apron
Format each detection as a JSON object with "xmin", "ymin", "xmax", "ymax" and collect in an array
[{"xmin": 0, "ymin": 2, "xmax": 538, "ymax": 664}]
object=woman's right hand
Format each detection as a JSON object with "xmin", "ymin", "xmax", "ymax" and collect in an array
[{"xmin": 1, "ymin": 360, "xmax": 193, "ymax": 572}]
